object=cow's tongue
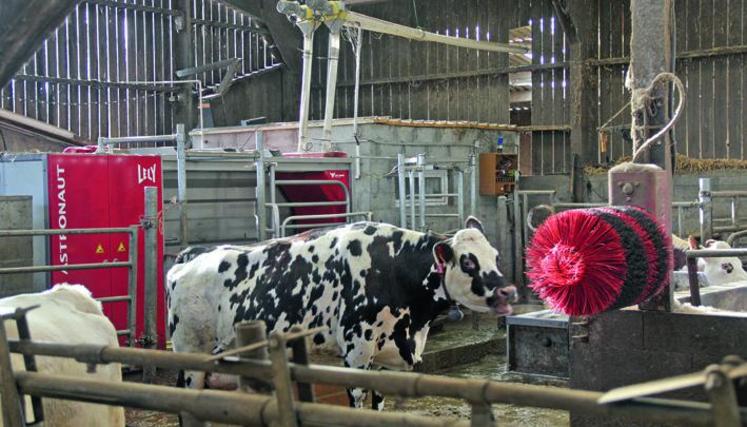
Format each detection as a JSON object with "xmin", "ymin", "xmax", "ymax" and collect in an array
[{"xmin": 493, "ymin": 303, "xmax": 513, "ymax": 316}]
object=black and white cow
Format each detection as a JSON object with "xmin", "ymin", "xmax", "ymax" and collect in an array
[{"xmin": 166, "ymin": 217, "xmax": 515, "ymax": 409}]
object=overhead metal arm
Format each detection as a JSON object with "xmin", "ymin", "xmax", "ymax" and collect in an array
[{"xmin": 278, "ymin": 0, "xmax": 528, "ymax": 55}]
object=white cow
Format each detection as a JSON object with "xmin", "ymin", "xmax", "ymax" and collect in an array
[
  {"xmin": 696, "ymin": 240, "xmax": 747, "ymax": 286},
  {"xmin": 0, "ymin": 284, "xmax": 124, "ymax": 427}
]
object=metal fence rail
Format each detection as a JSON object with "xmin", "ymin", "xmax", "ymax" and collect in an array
[
  {"xmin": 396, "ymin": 153, "xmax": 475, "ymax": 232},
  {"xmin": 3, "ymin": 324, "xmax": 741, "ymax": 427},
  {"xmin": 0, "ymin": 226, "xmax": 138, "ymax": 343},
  {"xmin": 280, "ymin": 212, "xmax": 373, "ymax": 238}
]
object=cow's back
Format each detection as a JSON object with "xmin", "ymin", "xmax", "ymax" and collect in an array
[
  {"xmin": 0, "ymin": 285, "xmax": 124, "ymax": 427},
  {"xmin": 167, "ymin": 223, "xmax": 411, "ymax": 355}
]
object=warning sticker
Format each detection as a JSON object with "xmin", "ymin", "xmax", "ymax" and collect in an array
[
  {"xmin": 117, "ymin": 242, "xmax": 127, "ymax": 253},
  {"xmin": 95, "ymin": 244, "xmax": 105, "ymax": 254}
]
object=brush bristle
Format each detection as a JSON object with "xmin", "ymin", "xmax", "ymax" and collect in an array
[
  {"xmin": 527, "ymin": 210, "xmax": 628, "ymax": 316},
  {"xmin": 527, "ymin": 207, "xmax": 673, "ymax": 316}
]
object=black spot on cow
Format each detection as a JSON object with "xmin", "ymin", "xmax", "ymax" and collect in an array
[
  {"xmin": 364, "ymin": 329, "xmax": 373, "ymax": 340},
  {"xmin": 185, "ymin": 377, "xmax": 192, "ymax": 387},
  {"xmin": 347, "ymin": 240, "xmax": 363, "ymax": 256},
  {"xmin": 364, "ymin": 225, "xmax": 378, "ymax": 235},
  {"xmin": 169, "ymin": 314, "xmax": 180, "ymax": 336},
  {"xmin": 248, "ymin": 262, "xmax": 260, "ymax": 280},
  {"xmin": 309, "ymin": 284, "xmax": 325, "ymax": 306},
  {"xmin": 223, "ymin": 254, "xmax": 249, "ymax": 291},
  {"xmin": 217, "ymin": 305, "xmax": 221, "ymax": 312},
  {"xmin": 218, "ymin": 261, "xmax": 231, "ymax": 273},
  {"xmin": 372, "ymin": 392, "xmax": 384, "ymax": 410},
  {"xmin": 312, "ymin": 254, "xmax": 319, "ymax": 263},
  {"xmin": 390, "ymin": 314, "xmax": 415, "ymax": 365},
  {"xmin": 313, "ymin": 333, "xmax": 326, "ymax": 345},
  {"xmin": 329, "ymin": 237, "xmax": 338, "ymax": 249},
  {"xmin": 309, "ymin": 245, "xmax": 315, "ymax": 253}
]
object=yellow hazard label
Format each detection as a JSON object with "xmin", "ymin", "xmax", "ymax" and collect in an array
[
  {"xmin": 117, "ymin": 242, "xmax": 126, "ymax": 253},
  {"xmin": 95, "ymin": 244, "xmax": 105, "ymax": 254}
]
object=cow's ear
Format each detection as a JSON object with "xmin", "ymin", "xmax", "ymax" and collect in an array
[
  {"xmin": 465, "ymin": 216, "xmax": 484, "ymax": 234},
  {"xmin": 434, "ymin": 242, "xmax": 454, "ymax": 265}
]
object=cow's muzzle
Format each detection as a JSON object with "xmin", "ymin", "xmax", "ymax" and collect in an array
[{"xmin": 488, "ymin": 285, "xmax": 517, "ymax": 316}]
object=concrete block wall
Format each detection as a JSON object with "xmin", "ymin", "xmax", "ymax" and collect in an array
[
  {"xmin": 302, "ymin": 122, "xmax": 521, "ymax": 252},
  {"xmin": 0, "ymin": 196, "xmax": 34, "ymax": 297}
]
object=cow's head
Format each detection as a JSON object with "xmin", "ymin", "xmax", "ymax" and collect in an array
[
  {"xmin": 434, "ymin": 217, "xmax": 517, "ymax": 316},
  {"xmin": 698, "ymin": 239, "xmax": 747, "ymax": 285}
]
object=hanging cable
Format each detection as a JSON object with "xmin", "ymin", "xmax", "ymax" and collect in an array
[{"xmin": 631, "ymin": 72, "xmax": 686, "ymax": 163}]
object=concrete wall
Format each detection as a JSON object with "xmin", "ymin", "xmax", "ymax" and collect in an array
[
  {"xmin": 0, "ymin": 196, "xmax": 34, "ymax": 297},
  {"xmin": 301, "ymin": 122, "xmax": 521, "ymax": 252}
]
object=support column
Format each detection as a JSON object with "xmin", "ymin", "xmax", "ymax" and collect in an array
[
  {"xmin": 629, "ymin": 0, "xmax": 674, "ymax": 169},
  {"xmin": 629, "ymin": 0, "xmax": 674, "ymax": 311},
  {"xmin": 174, "ymin": 0, "xmax": 196, "ymax": 132},
  {"xmin": 565, "ymin": 1, "xmax": 599, "ymax": 202}
]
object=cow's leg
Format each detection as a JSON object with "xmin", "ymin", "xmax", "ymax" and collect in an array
[
  {"xmin": 370, "ymin": 366, "xmax": 387, "ymax": 411},
  {"xmin": 371, "ymin": 390, "xmax": 385, "ymax": 411},
  {"xmin": 343, "ymin": 344, "xmax": 375, "ymax": 408}
]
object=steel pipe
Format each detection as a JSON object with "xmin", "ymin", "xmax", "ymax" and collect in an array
[
  {"xmin": 280, "ymin": 212, "xmax": 372, "ymax": 237},
  {"xmin": 0, "ymin": 227, "xmax": 133, "ymax": 236},
  {"xmin": 4, "ymin": 341, "xmax": 725, "ymax": 425},
  {"xmin": 686, "ymin": 248, "xmax": 747, "ymax": 258},
  {"xmin": 0, "ymin": 262, "xmax": 131, "ymax": 275},
  {"xmin": 297, "ymin": 24, "xmax": 317, "ymax": 151},
  {"xmin": 322, "ymin": 24, "xmax": 342, "ymax": 150},
  {"xmin": 398, "ymin": 154, "xmax": 407, "ymax": 228},
  {"xmin": 343, "ymin": 11, "xmax": 527, "ymax": 55},
  {"xmin": 256, "ymin": 131, "xmax": 267, "ymax": 241},
  {"xmin": 710, "ymin": 191, "xmax": 747, "ymax": 198},
  {"xmin": 418, "ymin": 154, "xmax": 426, "ymax": 231},
  {"xmin": 16, "ymin": 371, "xmax": 469, "ymax": 427},
  {"xmin": 457, "ymin": 170, "xmax": 465, "ymax": 226}
]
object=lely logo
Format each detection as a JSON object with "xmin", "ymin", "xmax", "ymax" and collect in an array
[{"xmin": 138, "ymin": 164, "xmax": 156, "ymax": 185}]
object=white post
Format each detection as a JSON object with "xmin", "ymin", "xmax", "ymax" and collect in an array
[
  {"xmin": 322, "ymin": 22, "xmax": 343, "ymax": 151},
  {"xmin": 297, "ymin": 23, "xmax": 317, "ymax": 152}
]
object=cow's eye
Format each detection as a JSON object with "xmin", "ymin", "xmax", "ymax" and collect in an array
[{"xmin": 462, "ymin": 258, "xmax": 476, "ymax": 270}]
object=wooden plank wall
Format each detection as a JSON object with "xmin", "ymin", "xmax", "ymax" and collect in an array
[
  {"xmin": 674, "ymin": 0, "xmax": 746, "ymax": 160},
  {"xmin": 596, "ymin": 0, "xmax": 747, "ymax": 165},
  {"xmin": 310, "ymin": 0, "xmax": 518, "ymax": 124},
  {"xmin": 307, "ymin": 0, "xmax": 747, "ymax": 175},
  {"xmin": 0, "ymin": 0, "xmax": 277, "ymax": 141},
  {"xmin": 530, "ymin": 0, "xmax": 570, "ymax": 175}
]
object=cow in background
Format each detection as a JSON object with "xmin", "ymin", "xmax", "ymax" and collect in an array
[{"xmin": 0, "ymin": 284, "xmax": 124, "ymax": 427}]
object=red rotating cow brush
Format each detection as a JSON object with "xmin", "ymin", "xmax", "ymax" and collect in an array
[{"xmin": 526, "ymin": 206, "xmax": 673, "ymax": 316}]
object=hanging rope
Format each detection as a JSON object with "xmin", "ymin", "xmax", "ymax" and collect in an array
[{"xmin": 631, "ymin": 72, "xmax": 686, "ymax": 163}]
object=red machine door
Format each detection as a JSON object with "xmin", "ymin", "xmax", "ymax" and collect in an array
[
  {"xmin": 47, "ymin": 154, "xmax": 113, "ymax": 316},
  {"xmin": 108, "ymin": 155, "xmax": 165, "ymax": 348}
]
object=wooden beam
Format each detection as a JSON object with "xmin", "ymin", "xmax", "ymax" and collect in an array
[
  {"xmin": 629, "ymin": 0, "xmax": 674, "ymax": 312},
  {"xmin": 567, "ymin": 0, "xmax": 598, "ymax": 201},
  {"xmin": 222, "ymin": 0, "xmax": 302, "ymax": 72},
  {"xmin": 174, "ymin": 0, "xmax": 196, "ymax": 131},
  {"xmin": 629, "ymin": 0, "xmax": 673, "ymax": 168},
  {"xmin": 0, "ymin": 0, "xmax": 80, "ymax": 88},
  {"xmin": 551, "ymin": 0, "xmax": 577, "ymax": 45}
]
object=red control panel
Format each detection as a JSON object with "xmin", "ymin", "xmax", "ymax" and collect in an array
[{"xmin": 47, "ymin": 154, "xmax": 165, "ymax": 348}]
